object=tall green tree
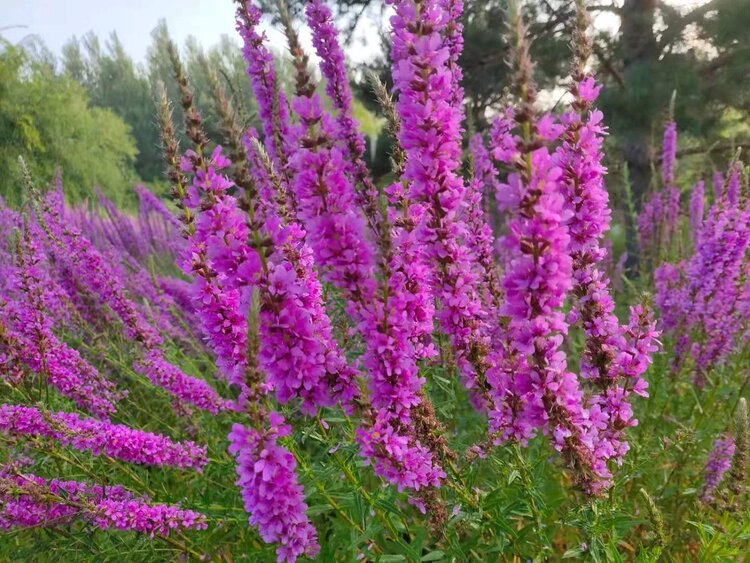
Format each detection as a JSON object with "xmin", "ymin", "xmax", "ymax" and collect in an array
[
  {"xmin": 0, "ymin": 44, "xmax": 139, "ymax": 206},
  {"xmin": 62, "ymin": 33, "xmax": 162, "ymax": 182},
  {"xmin": 603, "ymin": 0, "xmax": 750, "ymax": 204}
]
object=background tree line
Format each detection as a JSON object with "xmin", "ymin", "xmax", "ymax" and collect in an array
[
  {"xmin": 1, "ymin": 22, "xmax": 260, "ymax": 206},
  {"xmin": 3, "ymin": 0, "xmax": 750, "ymax": 220}
]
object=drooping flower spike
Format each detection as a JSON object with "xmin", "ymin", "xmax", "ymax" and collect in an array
[
  {"xmin": 0, "ymin": 404, "xmax": 207, "ymax": 470},
  {"xmin": 0, "ymin": 473, "xmax": 206, "ymax": 536}
]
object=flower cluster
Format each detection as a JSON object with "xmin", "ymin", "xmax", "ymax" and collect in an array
[
  {"xmin": 274, "ymin": 0, "xmax": 445, "ymax": 493},
  {"xmin": 390, "ymin": 0, "xmax": 491, "ymax": 400},
  {"xmin": 0, "ymin": 183, "xmax": 214, "ymax": 544},
  {"xmin": 0, "ymin": 227, "xmax": 123, "ymax": 417},
  {"xmin": 481, "ymin": 7, "xmax": 659, "ymax": 494},
  {"xmin": 235, "ymin": 1, "xmax": 292, "ymax": 170},
  {"xmin": 134, "ymin": 184, "xmax": 185, "ymax": 259}
]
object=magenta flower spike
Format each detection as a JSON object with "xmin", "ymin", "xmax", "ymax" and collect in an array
[
  {"xmin": 0, "ymin": 473, "xmax": 207, "ymax": 536},
  {"xmin": 134, "ymin": 349, "xmax": 232, "ymax": 413},
  {"xmin": 304, "ymin": 0, "xmax": 381, "ymax": 222},
  {"xmin": 178, "ymin": 147, "xmax": 254, "ymax": 388},
  {"xmin": 726, "ymin": 163, "xmax": 741, "ymax": 206},
  {"xmin": 228, "ymin": 413, "xmax": 320, "ymax": 563},
  {"xmin": 701, "ymin": 435, "xmax": 736, "ymax": 502},
  {"xmin": 689, "ymin": 180, "xmax": 705, "ymax": 238},
  {"xmin": 235, "ymin": 1, "xmax": 293, "ymax": 171},
  {"xmin": 552, "ymin": 10, "xmax": 658, "ymax": 481},
  {"xmin": 0, "ymin": 404, "xmax": 207, "ymax": 470},
  {"xmin": 134, "ymin": 184, "xmax": 185, "ymax": 259},
  {"xmin": 278, "ymin": 4, "xmax": 444, "ymax": 490},
  {"xmin": 180, "ymin": 143, "xmax": 356, "ymax": 414},
  {"xmin": 96, "ymin": 189, "xmax": 149, "ymax": 261},
  {"xmin": 305, "ymin": 0, "xmax": 364, "ymax": 161},
  {"xmin": 662, "ymin": 121, "xmax": 678, "ymax": 188},
  {"xmin": 389, "ymin": 0, "xmax": 491, "ymax": 400}
]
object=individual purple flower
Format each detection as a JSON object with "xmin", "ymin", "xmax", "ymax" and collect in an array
[
  {"xmin": 590, "ymin": 305, "xmax": 659, "ymax": 469},
  {"xmin": 0, "ymin": 404, "xmax": 207, "ymax": 470},
  {"xmin": 289, "ymin": 102, "xmax": 375, "ymax": 293},
  {"xmin": 357, "ymin": 411, "xmax": 445, "ymax": 492},
  {"xmin": 94, "ymin": 499, "xmax": 207, "ymax": 537},
  {"xmin": 639, "ymin": 121, "xmax": 682, "ymax": 259},
  {"xmin": 258, "ymin": 227, "xmax": 356, "ymax": 413},
  {"xmin": 228, "ymin": 413, "xmax": 319, "ymax": 563},
  {"xmin": 555, "ymin": 63, "xmax": 620, "ymax": 384},
  {"xmin": 463, "ymin": 166, "xmax": 503, "ymax": 366}
]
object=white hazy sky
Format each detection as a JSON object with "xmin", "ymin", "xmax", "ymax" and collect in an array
[
  {"xmin": 1, "ymin": 0, "xmax": 706, "ymax": 68},
  {"xmin": 0, "ymin": 0, "xmax": 382, "ymax": 65}
]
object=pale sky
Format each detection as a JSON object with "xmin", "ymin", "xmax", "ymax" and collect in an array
[
  {"xmin": 0, "ymin": 0, "xmax": 382, "ymax": 66},
  {"xmin": 1, "ymin": 0, "xmax": 706, "ymax": 69}
]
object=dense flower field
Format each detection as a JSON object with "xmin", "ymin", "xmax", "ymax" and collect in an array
[{"xmin": 1, "ymin": 0, "xmax": 750, "ymax": 561}]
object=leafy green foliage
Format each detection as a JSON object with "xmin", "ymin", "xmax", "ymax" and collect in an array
[{"xmin": 0, "ymin": 44, "xmax": 138, "ymax": 206}]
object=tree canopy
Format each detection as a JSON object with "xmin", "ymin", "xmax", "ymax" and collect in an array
[{"xmin": 0, "ymin": 43, "xmax": 138, "ymax": 206}]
